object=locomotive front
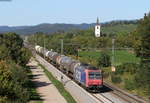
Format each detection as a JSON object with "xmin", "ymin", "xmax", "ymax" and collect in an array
[
  {"xmin": 85, "ymin": 69, "xmax": 103, "ymax": 91},
  {"xmin": 74, "ymin": 65, "xmax": 103, "ymax": 92}
]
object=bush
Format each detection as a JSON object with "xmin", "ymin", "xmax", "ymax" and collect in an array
[
  {"xmin": 115, "ymin": 63, "xmax": 139, "ymax": 75},
  {"xmin": 10, "ymin": 62, "xmax": 29, "ymax": 87},
  {"xmin": 123, "ymin": 63, "xmax": 139, "ymax": 74},
  {"xmin": 0, "ymin": 61, "xmax": 29, "ymax": 103},
  {"xmin": 103, "ymin": 72, "xmax": 110, "ymax": 78},
  {"xmin": 135, "ymin": 63, "xmax": 150, "ymax": 96},
  {"xmin": 18, "ymin": 47, "xmax": 32, "ymax": 66},
  {"xmin": 97, "ymin": 51, "xmax": 111, "ymax": 67},
  {"xmin": 124, "ymin": 79, "xmax": 136, "ymax": 90},
  {"xmin": 114, "ymin": 66, "xmax": 124, "ymax": 75},
  {"xmin": 0, "ymin": 96, "xmax": 7, "ymax": 103},
  {"xmin": 111, "ymin": 74, "xmax": 122, "ymax": 83},
  {"xmin": 0, "ymin": 33, "xmax": 23, "ymax": 63},
  {"xmin": 0, "ymin": 33, "xmax": 31, "ymax": 102}
]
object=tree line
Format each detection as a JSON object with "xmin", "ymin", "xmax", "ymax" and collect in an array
[
  {"xmin": 102, "ymin": 20, "xmax": 138, "ymax": 27},
  {"xmin": 134, "ymin": 13, "xmax": 150, "ymax": 98},
  {"xmin": 28, "ymin": 28, "xmax": 137, "ymax": 55},
  {"xmin": 0, "ymin": 33, "xmax": 32, "ymax": 103}
]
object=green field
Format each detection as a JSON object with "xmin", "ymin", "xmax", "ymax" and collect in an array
[{"xmin": 79, "ymin": 50, "xmax": 140, "ymax": 66}]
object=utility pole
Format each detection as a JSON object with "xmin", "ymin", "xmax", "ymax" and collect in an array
[
  {"xmin": 35, "ymin": 34, "xmax": 37, "ymax": 45},
  {"xmin": 111, "ymin": 38, "xmax": 116, "ymax": 72},
  {"xmin": 33, "ymin": 34, "xmax": 35, "ymax": 46},
  {"xmin": 34, "ymin": 34, "xmax": 35, "ymax": 46},
  {"xmin": 43, "ymin": 34, "xmax": 45, "ymax": 59},
  {"xmin": 77, "ymin": 49, "xmax": 79, "ymax": 60},
  {"xmin": 61, "ymin": 39, "xmax": 64, "ymax": 55},
  {"xmin": 60, "ymin": 39, "xmax": 63, "ymax": 70}
]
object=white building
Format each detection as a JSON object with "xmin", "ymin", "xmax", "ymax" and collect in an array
[{"xmin": 95, "ymin": 18, "xmax": 101, "ymax": 37}]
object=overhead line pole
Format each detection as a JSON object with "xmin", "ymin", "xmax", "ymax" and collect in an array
[
  {"xmin": 43, "ymin": 34, "xmax": 45, "ymax": 59},
  {"xmin": 111, "ymin": 38, "xmax": 115, "ymax": 72},
  {"xmin": 35, "ymin": 34, "xmax": 37, "ymax": 45},
  {"xmin": 60, "ymin": 39, "xmax": 79, "ymax": 60},
  {"xmin": 112, "ymin": 39, "xmax": 115, "ymax": 66},
  {"xmin": 61, "ymin": 39, "xmax": 64, "ymax": 55},
  {"xmin": 33, "ymin": 34, "xmax": 35, "ymax": 46}
]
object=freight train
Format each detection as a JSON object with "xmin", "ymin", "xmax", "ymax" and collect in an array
[{"xmin": 35, "ymin": 45, "xmax": 103, "ymax": 91}]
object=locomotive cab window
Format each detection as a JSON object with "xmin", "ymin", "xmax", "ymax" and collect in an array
[{"xmin": 89, "ymin": 72, "xmax": 101, "ymax": 79}]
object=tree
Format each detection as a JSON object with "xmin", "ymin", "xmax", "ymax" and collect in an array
[
  {"xmin": 139, "ymin": 13, "xmax": 150, "ymax": 63},
  {"xmin": 17, "ymin": 47, "xmax": 32, "ymax": 66},
  {"xmin": 0, "ymin": 33, "xmax": 31, "ymax": 66},
  {"xmin": 0, "ymin": 45, "xmax": 9, "ymax": 60},
  {"xmin": 97, "ymin": 51, "xmax": 111, "ymax": 67},
  {"xmin": 0, "ymin": 61, "xmax": 29, "ymax": 103},
  {"xmin": 0, "ymin": 33, "xmax": 31, "ymax": 102},
  {"xmin": 134, "ymin": 13, "xmax": 150, "ymax": 97},
  {"xmin": 0, "ymin": 33, "xmax": 23, "ymax": 62},
  {"xmin": 64, "ymin": 44, "xmax": 78, "ymax": 56}
]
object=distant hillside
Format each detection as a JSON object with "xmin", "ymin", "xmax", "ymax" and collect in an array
[
  {"xmin": 102, "ymin": 24, "xmax": 137, "ymax": 35},
  {"xmin": 0, "ymin": 26, "xmax": 29, "ymax": 32},
  {"xmin": 0, "ymin": 20, "xmax": 138, "ymax": 35},
  {"xmin": 101, "ymin": 20, "xmax": 138, "ymax": 35},
  {"xmin": 0, "ymin": 23, "xmax": 94, "ymax": 35}
]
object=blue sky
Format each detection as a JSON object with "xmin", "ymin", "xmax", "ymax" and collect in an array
[{"xmin": 0, "ymin": 0, "xmax": 150, "ymax": 26}]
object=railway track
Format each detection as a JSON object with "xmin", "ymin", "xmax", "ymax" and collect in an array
[
  {"xmin": 104, "ymin": 82, "xmax": 149, "ymax": 103},
  {"xmin": 92, "ymin": 93, "xmax": 114, "ymax": 103},
  {"xmin": 110, "ymin": 90, "xmax": 134, "ymax": 103}
]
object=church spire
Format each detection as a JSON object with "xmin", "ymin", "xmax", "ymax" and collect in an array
[
  {"xmin": 95, "ymin": 17, "xmax": 101, "ymax": 37},
  {"xmin": 97, "ymin": 17, "xmax": 99, "ymax": 25}
]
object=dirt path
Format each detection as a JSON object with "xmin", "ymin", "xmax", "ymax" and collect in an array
[{"xmin": 27, "ymin": 58, "xmax": 67, "ymax": 103}]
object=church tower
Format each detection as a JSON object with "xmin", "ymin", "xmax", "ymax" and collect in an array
[{"xmin": 95, "ymin": 18, "xmax": 101, "ymax": 37}]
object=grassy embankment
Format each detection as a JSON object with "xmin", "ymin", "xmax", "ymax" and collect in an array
[
  {"xmin": 39, "ymin": 64, "xmax": 76, "ymax": 103},
  {"xmin": 27, "ymin": 70, "xmax": 43, "ymax": 103}
]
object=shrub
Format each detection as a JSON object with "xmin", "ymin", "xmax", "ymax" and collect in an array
[
  {"xmin": 97, "ymin": 51, "xmax": 111, "ymax": 67},
  {"xmin": 111, "ymin": 74, "xmax": 122, "ymax": 83},
  {"xmin": 124, "ymin": 79, "xmax": 136, "ymax": 90},
  {"xmin": 0, "ymin": 96, "xmax": 7, "ymax": 103},
  {"xmin": 115, "ymin": 66, "xmax": 124, "ymax": 75},
  {"xmin": 0, "ymin": 61, "xmax": 29, "ymax": 103},
  {"xmin": 115, "ymin": 63, "xmax": 139, "ymax": 75},
  {"xmin": 123, "ymin": 63, "xmax": 139, "ymax": 74},
  {"xmin": 103, "ymin": 72, "xmax": 110, "ymax": 78}
]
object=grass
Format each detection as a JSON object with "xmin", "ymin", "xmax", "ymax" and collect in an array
[
  {"xmin": 79, "ymin": 51, "xmax": 101, "ymax": 59},
  {"xmin": 39, "ymin": 64, "xmax": 76, "ymax": 103},
  {"xmin": 113, "ymin": 50, "xmax": 140, "ymax": 65},
  {"xmin": 27, "ymin": 71, "xmax": 43, "ymax": 103},
  {"xmin": 29, "ymin": 101, "xmax": 43, "ymax": 103},
  {"xmin": 78, "ymin": 50, "xmax": 140, "ymax": 66}
]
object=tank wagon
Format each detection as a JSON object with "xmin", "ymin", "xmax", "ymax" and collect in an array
[{"xmin": 35, "ymin": 45, "xmax": 103, "ymax": 91}]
